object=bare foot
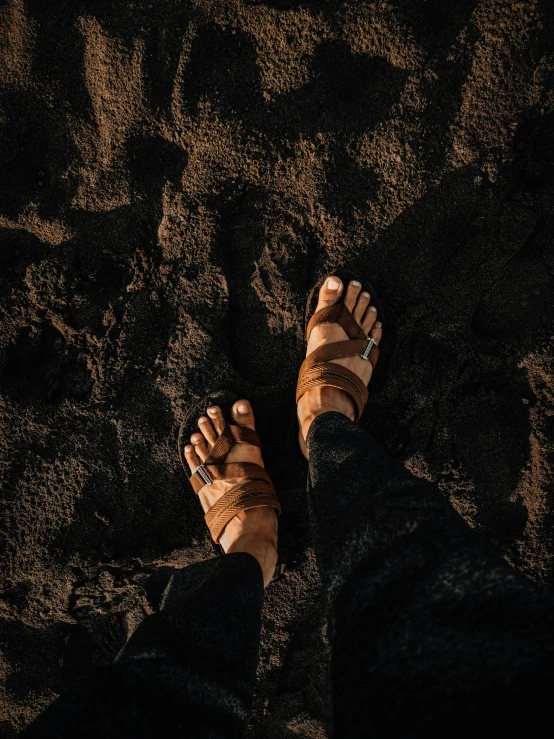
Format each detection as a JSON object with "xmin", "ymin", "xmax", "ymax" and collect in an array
[
  {"xmin": 183, "ymin": 400, "xmax": 278, "ymax": 588},
  {"xmin": 297, "ymin": 276, "xmax": 383, "ymax": 459}
]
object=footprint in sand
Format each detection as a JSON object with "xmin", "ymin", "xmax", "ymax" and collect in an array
[{"xmin": 220, "ymin": 192, "xmax": 312, "ymax": 388}]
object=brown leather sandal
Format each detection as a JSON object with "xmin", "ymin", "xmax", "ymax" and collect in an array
[
  {"xmin": 295, "ymin": 294, "xmax": 379, "ymax": 422},
  {"xmin": 177, "ymin": 391, "xmax": 284, "ymax": 581}
]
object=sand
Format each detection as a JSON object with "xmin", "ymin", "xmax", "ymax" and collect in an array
[{"xmin": 1, "ymin": 0, "xmax": 554, "ymax": 735}]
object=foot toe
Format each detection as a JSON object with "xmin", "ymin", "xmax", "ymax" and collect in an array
[
  {"xmin": 184, "ymin": 444, "xmax": 201, "ymax": 473},
  {"xmin": 344, "ymin": 280, "xmax": 362, "ymax": 311},
  {"xmin": 362, "ymin": 305, "xmax": 378, "ymax": 333},
  {"xmin": 231, "ymin": 399, "xmax": 256, "ymax": 430},
  {"xmin": 369, "ymin": 321, "xmax": 382, "ymax": 345},
  {"xmin": 198, "ymin": 415, "xmax": 217, "ymax": 444},
  {"xmin": 316, "ymin": 275, "xmax": 343, "ymax": 311},
  {"xmin": 190, "ymin": 433, "xmax": 209, "ymax": 461},
  {"xmin": 207, "ymin": 405, "xmax": 225, "ymax": 434},
  {"xmin": 353, "ymin": 290, "xmax": 370, "ymax": 323}
]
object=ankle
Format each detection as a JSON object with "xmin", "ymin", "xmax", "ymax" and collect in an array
[
  {"xmin": 221, "ymin": 507, "xmax": 278, "ymax": 588},
  {"xmin": 297, "ymin": 386, "xmax": 356, "ymax": 443},
  {"xmin": 226, "ymin": 532, "xmax": 278, "ymax": 588}
]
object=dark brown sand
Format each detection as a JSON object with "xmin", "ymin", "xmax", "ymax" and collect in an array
[{"xmin": 1, "ymin": 0, "xmax": 554, "ymax": 735}]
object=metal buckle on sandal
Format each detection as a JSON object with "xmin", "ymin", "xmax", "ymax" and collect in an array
[
  {"xmin": 196, "ymin": 464, "xmax": 212, "ymax": 486},
  {"xmin": 360, "ymin": 337, "xmax": 376, "ymax": 360}
]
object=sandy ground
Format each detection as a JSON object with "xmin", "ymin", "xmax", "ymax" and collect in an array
[{"xmin": 1, "ymin": 0, "xmax": 554, "ymax": 735}]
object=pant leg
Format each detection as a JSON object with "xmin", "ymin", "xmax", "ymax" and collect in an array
[
  {"xmin": 307, "ymin": 411, "xmax": 554, "ymax": 738},
  {"xmin": 22, "ymin": 552, "xmax": 264, "ymax": 739}
]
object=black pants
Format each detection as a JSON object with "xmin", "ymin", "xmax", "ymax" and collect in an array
[{"xmin": 23, "ymin": 413, "xmax": 554, "ymax": 737}]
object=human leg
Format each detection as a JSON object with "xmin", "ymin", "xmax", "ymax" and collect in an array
[
  {"xmin": 298, "ymin": 276, "xmax": 554, "ymax": 737},
  {"xmin": 23, "ymin": 399, "xmax": 277, "ymax": 738},
  {"xmin": 308, "ymin": 410, "xmax": 554, "ymax": 736}
]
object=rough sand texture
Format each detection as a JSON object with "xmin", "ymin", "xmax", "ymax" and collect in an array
[{"xmin": 1, "ymin": 0, "xmax": 554, "ymax": 735}]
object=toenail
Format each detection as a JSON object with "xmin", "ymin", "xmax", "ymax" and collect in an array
[
  {"xmin": 199, "ymin": 417, "xmax": 208, "ymax": 423},
  {"xmin": 207, "ymin": 407, "xmax": 218, "ymax": 415},
  {"xmin": 370, "ymin": 306, "xmax": 377, "ymax": 312},
  {"xmin": 363, "ymin": 292, "xmax": 370, "ymax": 298},
  {"xmin": 237, "ymin": 402, "xmax": 249, "ymax": 414},
  {"xmin": 375, "ymin": 322, "xmax": 382, "ymax": 327},
  {"xmin": 185, "ymin": 445, "xmax": 193, "ymax": 453},
  {"xmin": 351, "ymin": 280, "xmax": 361, "ymax": 287},
  {"xmin": 327, "ymin": 278, "xmax": 340, "ymax": 290}
]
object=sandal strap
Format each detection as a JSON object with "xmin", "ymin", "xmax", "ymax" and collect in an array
[
  {"xmin": 301, "ymin": 337, "xmax": 379, "ymax": 368},
  {"xmin": 190, "ymin": 461, "xmax": 272, "ymax": 494},
  {"xmin": 205, "ymin": 480, "xmax": 281, "ymax": 544},
  {"xmin": 204, "ymin": 424, "xmax": 261, "ymax": 464},
  {"xmin": 306, "ymin": 302, "xmax": 366, "ymax": 342},
  {"xmin": 296, "ymin": 361, "xmax": 369, "ymax": 421}
]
